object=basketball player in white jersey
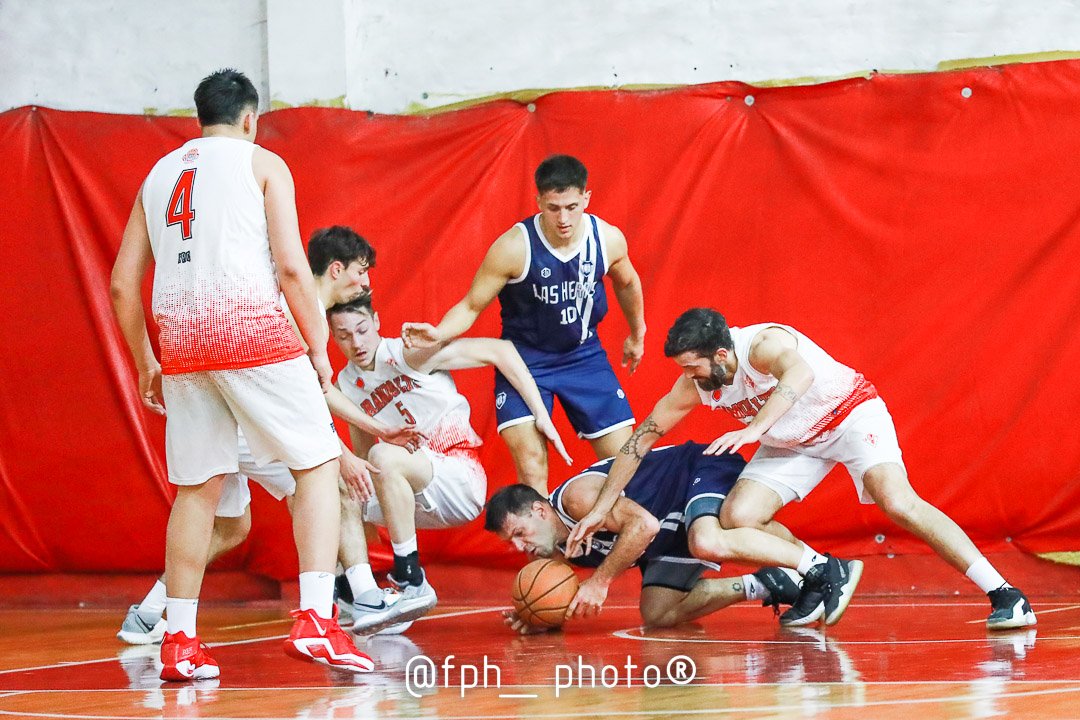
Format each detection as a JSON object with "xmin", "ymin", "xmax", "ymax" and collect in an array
[
  {"xmin": 568, "ymin": 308, "xmax": 1036, "ymax": 630},
  {"xmin": 329, "ymin": 295, "xmax": 572, "ymax": 634},
  {"xmin": 116, "ymin": 226, "xmax": 421, "ymax": 645},
  {"xmin": 111, "ymin": 69, "xmax": 372, "ymax": 679}
]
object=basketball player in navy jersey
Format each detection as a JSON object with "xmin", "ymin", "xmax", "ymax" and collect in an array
[
  {"xmin": 485, "ymin": 443, "xmax": 802, "ymax": 631},
  {"xmin": 402, "ymin": 155, "xmax": 646, "ymax": 491}
]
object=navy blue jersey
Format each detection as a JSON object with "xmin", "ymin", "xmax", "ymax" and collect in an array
[
  {"xmin": 498, "ymin": 214, "xmax": 610, "ymax": 353},
  {"xmin": 550, "ymin": 442, "xmax": 745, "ymax": 570}
]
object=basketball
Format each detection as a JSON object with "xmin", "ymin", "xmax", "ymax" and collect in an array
[{"xmin": 511, "ymin": 558, "xmax": 580, "ymax": 629}]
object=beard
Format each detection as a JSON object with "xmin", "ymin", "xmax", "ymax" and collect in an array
[{"xmin": 694, "ymin": 360, "xmax": 729, "ymax": 391}]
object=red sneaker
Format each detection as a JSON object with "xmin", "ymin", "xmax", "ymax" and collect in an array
[
  {"xmin": 284, "ymin": 607, "xmax": 374, "ymax": 673},
  {"xmin": 159, "ymin": 631, "xmax": 220, "ymax": 681}
]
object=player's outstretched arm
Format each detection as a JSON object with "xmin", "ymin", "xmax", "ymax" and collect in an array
[
  {"xmin": 256, "ymin": 148, "xmax": 332, "ymax": 388},
  {"xmin": 325, "ymin": 382, "xmax": 423, "ymax": 452},
  {"xmin": 564, "ymin": 377, "xmax": 699, "ymax": 558},
  {"xmin": 704, "ymin": 327, "xmax": 815, "ymax": 455},
  {"xmin": 562, "ymin": 477, "xmax": 660, "ymax": 619},
  {"xmin": 603, "ymin": 223, "xmax": 646, "ymax": 374},
  {"xmin": 407, "ymin": 338, "xmax": 572, "ymax": 466},
  {"xmin": 401, "ymin": 227, "xmax": 524, "ymax": 348},
  {"xmin": 110, "ymin": 187, "xmax": 164, "ymax": 415}
]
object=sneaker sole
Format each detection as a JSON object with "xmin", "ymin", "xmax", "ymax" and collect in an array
[
  {"xmin": 117, "ymin": 629, "xmax": 164, "ymax": 645},
  {"xmin": 352, "ymin": 596, "xmax": 437, "ymax": 636},
  {"xmin": 284, "ymin": 639, "xmax": 375, "ymax": 673},
  {"xmin": 779, "ymin": 601, "xmax": 825, "ymax": 627},
  {"xmin": 825, "ymin": 560, "xmax": 864, "ymax": 626},
  {"xmin": 987, "ymin": 611, "xmax": 1038, "ymax": 630}
]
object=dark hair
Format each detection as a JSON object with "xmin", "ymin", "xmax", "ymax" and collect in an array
[
  {"xmin": 193, "ymin": 69, "xmax": 259, "ymax": 127},
  {"xmin": 326, "ymin": 293, "xmax": 374, "ymax": 319},
  {"xmin": 307, "ymin": 226, "xmax": 376, "ymax": 276},
  {"xmin": 535, "ymin": 155, "xmax": 588, "ymax": 194},
  {"xmin": 664, "ymin": 308, "xmax": 734, "ymax": 358},
  {"xmin": 484, "ymin": 484, "xmax": 547, "ymax": 533}
]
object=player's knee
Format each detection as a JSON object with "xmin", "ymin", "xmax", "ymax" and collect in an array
[
  {"xmin": 214, "ymin": 514, "xmax": 250, "ymax": 551},
  {"xmin": 368, "ymin": 443, "xmax": 407, "ymax": 476},
  {"xmin": 877, "ymin": 491, "xmax": 922, "ymax": 528},
  {"xmin": 640, "ymin": 601, "xmax": 675, "ymax": 628},
  {"xmin": 688, "ymin": 524, "xmax": 729, "ymax": 561},
  {"xmin": 511, "ymin": 443, "xmax": 547, "ymax": 480},
  {"xmin": 718, "ymin": 502, "xmax": 767, "ymax": 531}
]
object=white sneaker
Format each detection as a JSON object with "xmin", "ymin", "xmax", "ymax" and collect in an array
[{"xmin": 117, "ymin": 605, "xmax": 166, "ymax": 645}]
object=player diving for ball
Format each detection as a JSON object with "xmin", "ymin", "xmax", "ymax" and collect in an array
[
  {"xmin": 329, "ymin": 293, "xmax": 572, "ymax": 634},
  {"xmin": 485, "ymin": 442, "xmax": 817, "ymax": 632}
]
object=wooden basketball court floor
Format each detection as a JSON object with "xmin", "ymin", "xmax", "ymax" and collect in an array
[{"xmin": 1, "ymin": 575, "xmax": 1079, "ymax": 720}]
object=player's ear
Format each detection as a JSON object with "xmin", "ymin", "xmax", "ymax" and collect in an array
[
  {"xmin": 372, "ymin": 312, "xmax": 381, "ymax": 332},
  {"xmin": 327, "ymin": 260, "xmax": 343, "ymax": 279},
  {"xmin": 582, "ymin": 189, "xmax": 591, "ymax": 207},
  {"xmin": 532, "ymin": 501, "xmax": 547, "ymax": 518}
]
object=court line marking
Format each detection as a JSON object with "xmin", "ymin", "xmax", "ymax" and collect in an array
[
  {"xmin": 2, "ymin": 685, "xmax": 1080, "ymax": 719},
  {"xmin": 498, "ymin": 693, "xmax": 540, "ymax": 699},
  {"xmin": 611, "ymin": 627, "xmax": 1057, "ymax": 645},
  {"xmin": 0, "ymin": 606, "xmax": 504, "ymax": 676},
  {"xmin": 963, "ymin": 603, "xmax": 1080, "ymax": 624},
  {"xmin": 219, "ymin": 604, "xmax": 507, "ymax": 631}
]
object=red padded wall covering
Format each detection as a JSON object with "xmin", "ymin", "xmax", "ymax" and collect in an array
[{"xmin": 2, "ymin": 61, "xmax": 1078, "ymax": 579}]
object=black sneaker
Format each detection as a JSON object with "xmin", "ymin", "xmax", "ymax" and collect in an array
[
  {"xmin": 987, "ymin": 586, "xmax": 1037, "ymax": 630},
  {"xmin": 779, "ymin": 563, "xmax": 828, "ymax": 627},
  {"xmin": 822, "ymin": 556, "xmax": 863, "ymax": 626},
  {"xmin": 754, "ymin": 567, "xmax": 801, "ymax": 615}
]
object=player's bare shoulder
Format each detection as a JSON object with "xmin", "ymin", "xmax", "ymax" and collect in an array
[
  {"xmin": 484, "ymin": 224, "xmax": 529, "ymax": 280},
  {"xmin": 597, "ymin": 218, "xmax": 629, "ymax": 261},
  {"xmin": 251, "ymin": 146, "xmax": 292, "ymax": 188},
  {"xmin": 747, "ymin": 325, "xmax": 799, "ymax": 374}
]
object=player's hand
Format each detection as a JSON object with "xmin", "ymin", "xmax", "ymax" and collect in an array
[
  {"xmin": 308, "ymin": 348, "xmax": 334, "ymax": 392},
  {"xmin": 502, "ymin": 609, "xmax": 551, "ymax": 635},
  {"xmin": 379, "ymin": 424, "xmax": 426, "ymax": 453},
  {"xmin": 138, "ymin": 362, "xmax": 166, "ymax": 415},
  {"xmin": 339, "ymin": 449, "xmax": 377, "ymax": 502},
  {"xmin": 566, "ymin": 576, "xmax": 609, "ymax": 620},
  {"xmin": 534, "ymin": 414, "xmax": 573, "ymax": 467},
  {"xmin": 704, "ymin": 426, "xmax": 763, "ymax": 455},
  {"xmin": 564, "ymin": 511, "xmax": 605, "ymax": 560},
  {"xmin": 401, "ymin": 322, "xmax": 443, "ymax": 349},
  {"xmin": 622, "ymin": 334, "xmax": 645, "ymax": 374}
]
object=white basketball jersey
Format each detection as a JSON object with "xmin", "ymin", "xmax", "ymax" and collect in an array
[
  {"xmin": 695, "ymin": 324, "xmax": 878, "ymax": 447},
  {"xmin": 337, "ymin": 338, "xmax": 483, "ymax": 454},
  {"xmin": 142, "ymin": 137, "xmax": 302, "ymax": 374}
]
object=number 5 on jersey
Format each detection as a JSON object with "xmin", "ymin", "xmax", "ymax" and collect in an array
[{"xmin": 166, "ymin": 168, "xmax": 197, "ymax": 240}]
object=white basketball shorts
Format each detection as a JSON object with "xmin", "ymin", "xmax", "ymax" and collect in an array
[
  {"xmin": 214, "ymin": 430, "xmax": 297, "ymax": 518},
  {"xmin": 162, "ymin": 356, "xmax": 340, "ymax": 486},
  {"xmin": 740, "ymin": 397, "xmax": 905, "ymax": 505},
  {"xmin": 363, "ymin": 447, "xmax": 487, "ymax": 530}
]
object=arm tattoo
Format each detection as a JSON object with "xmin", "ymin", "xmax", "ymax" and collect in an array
[
  {"xmin": 619, "ymin": 417, "xmax": 665, "ymax": 461},
  {"xmin": 774, "ymin": 382, "xmax": 799, "ymax": 403}
]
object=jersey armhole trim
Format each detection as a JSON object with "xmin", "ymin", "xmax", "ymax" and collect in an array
[
  {"xmin": 506, "ymin": 223, "xmax": 531, "ymax": 285},
  {"xmin": 594, "ymin": 215, "xmax": 611, "ymax": 275}
]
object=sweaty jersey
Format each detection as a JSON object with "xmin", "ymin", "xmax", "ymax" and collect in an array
[
  {"xmin": 143, "ymin": 137, "xmax": 303, "ymax": 374},
  {"xmin": 337, "ymin": 337, "xmax": 483, "ymax": 454},
  {"xmin": 498, "ymin": 214, "xmax": 610, "ymax": 353},
  {"xmin": 550, "ymin": 442, "xmax": 744, "ymax": 569},
  {"xmin": 696, "ymin": 324, "xmax": 878, "ymax": 448}
]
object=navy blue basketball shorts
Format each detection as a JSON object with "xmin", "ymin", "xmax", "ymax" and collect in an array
[{"xmin": 494, "ymin": 338, "xmax": 634, "ymax": 439}]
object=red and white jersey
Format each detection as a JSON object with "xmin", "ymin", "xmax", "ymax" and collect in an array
[
  {"xmin": 696, "ymin": 324, "xmax": 878, "ymax": 448},
  {"xmin": 142, "ymin": 137, "xmax": 303, "ymax": 374},
  {"xmin": 337, "ymin": 338, "xmax": 483, "ymax": 454}
]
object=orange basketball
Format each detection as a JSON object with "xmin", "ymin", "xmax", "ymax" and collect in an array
[{"xmin": 511, "ymin": 558, "xmax": 580, "ymax": 629}]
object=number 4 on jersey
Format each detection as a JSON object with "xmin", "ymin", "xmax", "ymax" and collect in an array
[{"xmin": 166, "ymin": 168, "xmax": 197, "ymax": 240}]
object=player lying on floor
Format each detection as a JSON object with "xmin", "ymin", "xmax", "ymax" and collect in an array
[
  {"xmin": 485, "ymin": 442, "xmax": 823, "ymax": 633},
  {"xmin": 329, "ymin": 294, "xmax": 572, "ymax": 634}
]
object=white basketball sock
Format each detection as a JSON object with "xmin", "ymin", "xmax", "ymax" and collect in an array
[
  {"xmin": 797, "ymin": 545, "xmax": 827, "ymax": 576},
  {"xmin": 345, "ymin": 563, "xmax": 379, "ymax": 598},
  {"xmin": 391, "ymin": 536, "xmax": 418, "ymax": 557},
  {"xmin": 299, "ymin": 571, "xmax": 335, "ymax": 618},
  {"xmin": 138, "ymin": 578, "xmax": 168, "ymax": 618},
  {"xmin": 742, "ymin": 574, "xmax": 767, "ymax": 601},
  {"xmin": 165, "ymin": 597, "xmax": 198, "ymax": 637},
  {"xmin": 965, "ymin": 557, "xmax": 1009, "ymax": 594}
]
